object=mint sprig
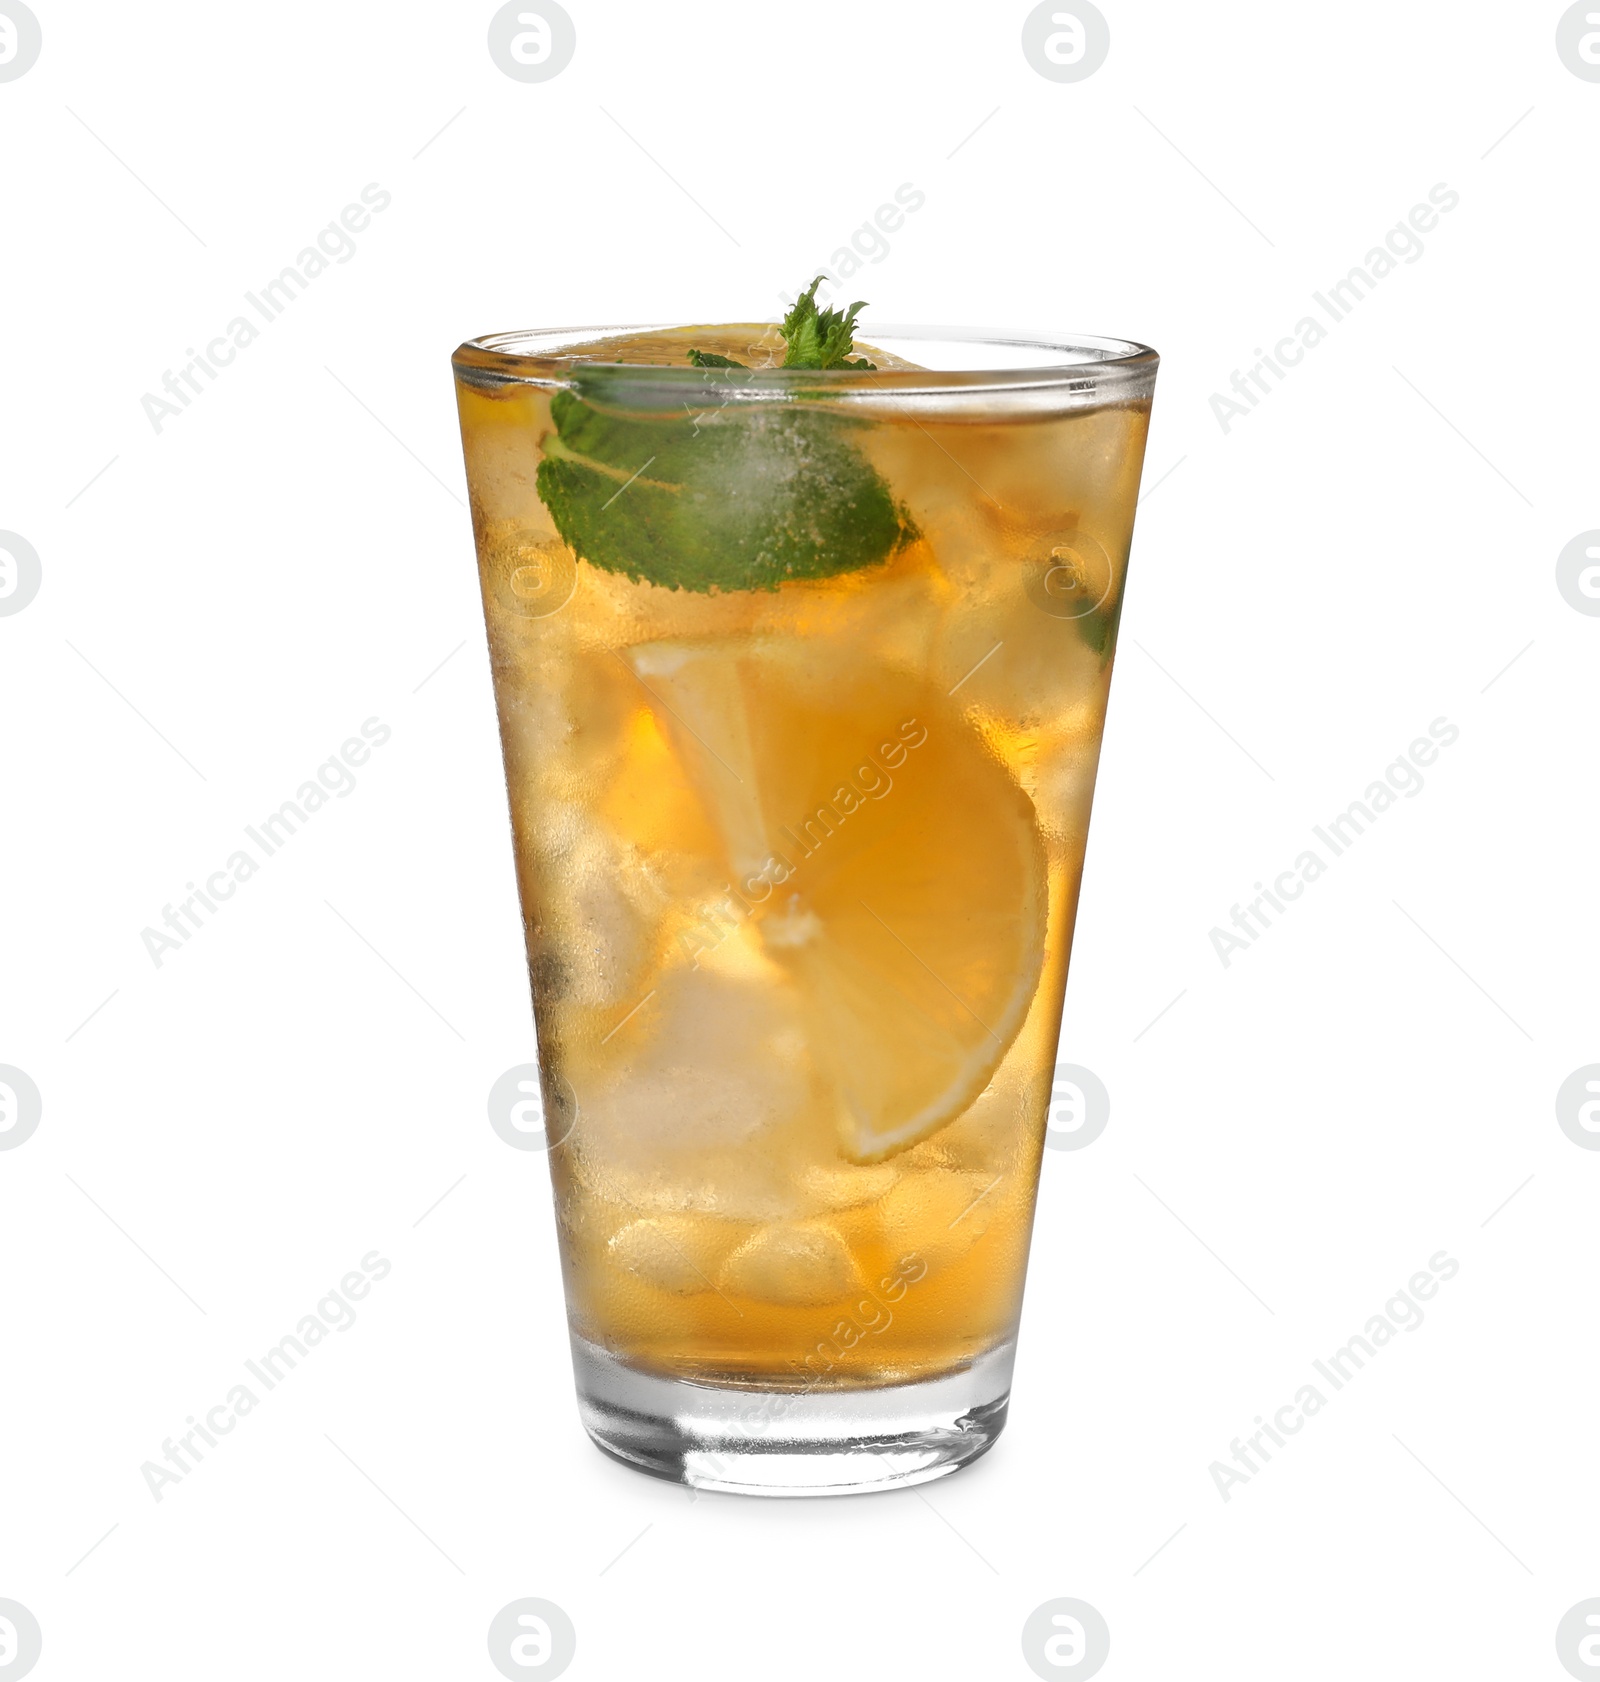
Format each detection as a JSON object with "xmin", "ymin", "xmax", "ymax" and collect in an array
[
  {"xmin": 778, "ymin": 277, "xmax": 877, "ymax": 370},
  {"xmin": 683, "ymin": 276, "xmax": 877, "ymax": 372}
]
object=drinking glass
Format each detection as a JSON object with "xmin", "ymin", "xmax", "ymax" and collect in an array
[{"xmin": 452, "ymin": 322, "xmax": 1158, "ymax": 1494}]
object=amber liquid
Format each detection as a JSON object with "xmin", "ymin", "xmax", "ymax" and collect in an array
[{"xmin": 456, "ymin": 329, "xmax": 1150, "ymax": 1388}]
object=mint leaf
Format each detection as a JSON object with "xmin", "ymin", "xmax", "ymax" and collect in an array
[
  {"xmin": 781, "ymin": 277, "xmax": 877, "ymax": 370},
  {"xmin": 534, "ymin": 288, "xmax": 899, "ymax": 592},
  {"xmin": 536, "ymin": 371, "xmax": 915, "ymax": 593},
  {"xmin": 1077, "ymin": 590, "xmax": 1123, "ymax": 663}
]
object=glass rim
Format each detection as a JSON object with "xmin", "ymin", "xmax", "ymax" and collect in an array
[{"xmin": 451, "ymin": 323, "xmax": 1159, "ymax": 397}]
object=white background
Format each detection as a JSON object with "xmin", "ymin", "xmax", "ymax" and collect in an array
[{"xmin": 3, "ymin": 2, "xmax": 1598, "ymax": 1678}]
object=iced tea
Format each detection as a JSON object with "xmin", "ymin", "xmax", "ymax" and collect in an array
[{"xmin": 453, "ymin": 316, "xmax": 1156, "ymax": 1491}]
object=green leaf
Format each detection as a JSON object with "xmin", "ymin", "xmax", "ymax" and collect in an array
[
  {"xmin": 1076, "ymin": 589, "xmax": 1124, "ymax": 663},
  {"xmin": 686, "ymin": 349, "xmax": 746, "ymax": 368},
  {"xmin": 536, "ymin": 372, "xmax": 916, "ymax": 593},
  {"xmin": 780, "ymin": 277, "xmax": 877, "ymax": 370}
]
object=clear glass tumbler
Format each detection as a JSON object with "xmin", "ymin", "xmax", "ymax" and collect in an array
[{"xmin": 452, "ymin": 323, "xmax": 1157, "ymax": 1494}]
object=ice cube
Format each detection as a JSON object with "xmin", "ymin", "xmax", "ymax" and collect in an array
[
  {"xmin": 573, "ymin": 968, "xmax": 822, "ymax": 1220},
  {"xmin": 719, "ymin": 1220, "xmax": 862, "ymax": 1306},
  {"xmin": 607, "ymin": 1217, "xmax": 727, "ymax": 1296},
  {"xmin": 523, "ymin": 806, "xmax": 665, "ymax": 1009},
  {"xmin": 878, "ymin": 1170, "xmax": 999, "ymax": 1273},
  {"xmin": 797, "ymin": 1162, "xmax": 901, "ymax": 1211}
]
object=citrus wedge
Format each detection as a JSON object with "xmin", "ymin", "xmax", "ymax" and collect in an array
[{"xmin": 624, "ymin": 640, "xmax": 1047, "ymax": 1162}]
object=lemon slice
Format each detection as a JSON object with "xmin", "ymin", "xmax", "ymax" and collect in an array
[{"xmin": 624, "ymin": 641, "xmax": 1047, "ymax": 1162}]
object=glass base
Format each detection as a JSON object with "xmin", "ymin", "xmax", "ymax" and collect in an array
[{"xmin": 571, "ymin": 1335, "xmax": 1014, "ymax": 1497}]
